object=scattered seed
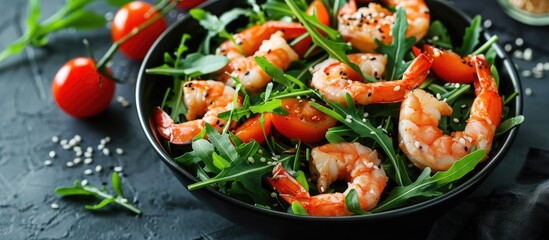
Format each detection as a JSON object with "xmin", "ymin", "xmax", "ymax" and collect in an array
[
  {"xmin": 260, "ymin": 157, "xmax": 266, "ymax": 162},
  {"xmin": 436, "ymin": 93, "xmax": 442, "ymax": 100},
  {"xmin": 483, "ymin": 19, "xmax": 492, "ymax": 28},
  {"xmin": 513, "ymin": 50, "xmax": 523, "ymax": 59},
  {"xmin": 74, "ymin": 135, "xmax": 81, "ymax": 142},
  {"xmin": 84, "ymin": 152, "xmax": 92, "ymax": 158},
  {"xmin": 504, "ymin": 44, "xmax": 512, "ymax": 52},
  {"xmin": 44, "ymin": 160, "xmax": 52, "ymax": 166},
  {"xmin": 393, "ymin": 85, "xmax": 401, "ymax": 91},
  {"xmin": 51, "ymin": 136, "xmax": 59, "ymax": 143},
  {"xmin": 50, "ymin": 203, "xmax": 59, "ymax": 209},
  {"xmin": 414, "ymin": 141, "xmax": 421, "ymax": 148},
  {"xmin": 86, "ymin": 147, "xmax": 93, "ymax": 152},
  {"xmin": 75, "ymin": 151, "xmax": 83, "ymax": 157},
  {"xmin": 522, "ymin": 70, "xmax": 532, "ymax": 77},
  {"xmin": 345, "ymin": 118, "xmax": 352, "ymax": 123},
  {"xmin": 115, "ymin": 148, "xmax": 124, "ymax": 155},
  {"xmin": 270, "ymin": 192, "xmax": 277, "ymax": 198},
  {"xmin": 73, "ymin": 158, "xmax": 82, "ymax": 164},
  {"xmin": 95, "ymin": 165, "xmax": 103, "ymax": 172},
  {"xmin": 525, "ymin": 87, "xmax": 532, "ymax": 96},
  {"xmin": 49, "ymin": 151, "xmax": 56, "ymax": 158},
  {"xmin": 84, "ymin": 169, "xmax": 93, "ymax": 175},
  {"xmin": 60, "ymin": 139, "xmax": 68, "ymax": 145},
  {"xmin": 84, "ymin": 158, "xmax": 93, "ymax": 165},
  {"xmin": 523, "ymin": 48, "xmax": 533, "ymax": 61},
  {"xmin": 62, "ymin": 144, "xmax": 72, "ymax": 150},
  {"xmin": 515, "ymin": 37, "xmax": 524, "ymax": 47},
  {"xmin": 453, "ymin": 118, "xmax": 460, "ymax": 123},
  {"xmin": 102, "ymin": 148, "xmax": 110, "ymax": 156},
  {"xmin": 114, "ymin": 166, "xmax": 123, "ymax": 172},
  {"xmin": 461, "ymin": 104, "xmax": 467, "ymax": 109},
  {"xmin": 81, "ymin": 179, "xmax": 88, "ymax": 186},
  {"xmin": 66, "ymin": 162, "xmax": 74, "ymax": 167}
]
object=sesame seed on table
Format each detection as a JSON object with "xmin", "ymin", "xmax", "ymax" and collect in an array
[{"xmin": 0, "ymin": 0, "xmax": 547, "ymax": 240}]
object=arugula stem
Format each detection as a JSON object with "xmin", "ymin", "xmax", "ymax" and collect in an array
[
  {"xmin": 82, "ymin": 185, "xmax": 142, "ymax": 215},
  {"xmin": 503, "ymin": 91, "xmax": 519, "ymax": 105},
  {"xmin": 471, "ymin": 35, "xmax": 499, "ymax": 56}
]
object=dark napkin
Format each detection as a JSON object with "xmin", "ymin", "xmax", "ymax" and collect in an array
[{"xmin": 427, "ymin": 148, "xmax": 549, "ymax": 240}]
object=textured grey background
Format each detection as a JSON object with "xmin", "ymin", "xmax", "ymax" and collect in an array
[{"xmin": 0, "ymin": 0, "xmax": 547, "ymax": 239}]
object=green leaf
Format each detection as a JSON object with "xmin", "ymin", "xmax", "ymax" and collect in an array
[
  {"xmin": 431, "ymin": 149, "xmax": 485, "ymax": 185},
  {"xmin": 495, "ymin": 115, "xmax": 525, "ymax": 136},
  {"xmin": 26, "ymin": 0, "xmax": 41, "ymax": 35},
  {"xmin": 425, "ymin": 20, "xmax": 452, "ymax": 49},
  {"xmin": 491, "ymin": 64, "xmax": 500, "ymax": 88},
  {"xmin": 263, "ymin": 0, "xmax": 294, "ymax": 19},
  {"xmin": 111, "ymin": 172, "xmax": 124, "ymax": 198},
  {"xmin": 345, "ymin": 189, "xmax": 370, "ymax": 215},
  {"xmin": 375, "ymin": 7, "xmax": 416, "ymax": 81},
  {"xmin": 249, "ymin": 99, "xmax": 283, "ymax": 113},
  {"xmin": 146, "ymin": 54, "xmax": 229, "ymax": 77},
  {"xmin": 212, "ymin": 152, "xmax": 230, "ymax": 170},
  {"xmin": 285, "ymin": 0, "xmax": 378, "ymax": 83},
  {"xmin": 290, "ymin": 202, "xmax": 309, "ymax": 216},
  {"xmin": 191, "ymin": 138, "xmax": 219, "ymax": 173},
  {"xmin": 84, "ymin": 198, "xmax": 115, "ymax": 211},
  {"xmin": 205, "ymin": 124, "xmax": 239, "ymax": 162},
  {"xmin": 60, "ymin": 10, "xmax": 107, "ymax": 30},
  {"xmin": 458, "ymin": 15, "xmax": 481, "ymax": 56},
  {"xmin": 295, "ymin": 170, "xmax": 309, "ymax": 192},
  {"xmin": 106, "ymin": 0, "xmax": 132, "ymax": 7},
  {"xmin": 54, "ymin": 187, "xmax": 95, "ymax": 196}
]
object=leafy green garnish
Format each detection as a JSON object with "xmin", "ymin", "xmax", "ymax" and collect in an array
[
  {"xmin": 495, "ymin": 115, "xmax": 524, "ymax": 136},
  {"xmin": 290, "ymin": 202, "xmax": 309, "ymax": 215},
  {"xmin": 146, "ymin": 53, "xmax": 229, "ymax": 77},
  {"xmin": 375, "ymin": 7, "xmax": 416, "ymax": 81},
  {"xmin": 55, "ymin": 172, "xmax": 141, "ymax": 215},
  {"xmin": 0, "ymin": 0, "xmax": 106, "ymax": 63},
  {"xmin": 457, "ymin": 15, "xmax": 481, "ymax": 56},
  {"xmin": 190, "ymin": 8, "xmax": 250, "ymax": 54},
  {"xmin": 285, "ymin": 0, "xmax": 378, "ymax": 83},
  {"xmin": 345, "ymin": 189, "xmax": 370, "ymax": 215},
  {"xmin": 371, "ymin": 149, "xmax": 485, "ymax": 213},
  {"xmin": 425, "ymin": 20, "xmax": 453, "ymax": 49}
]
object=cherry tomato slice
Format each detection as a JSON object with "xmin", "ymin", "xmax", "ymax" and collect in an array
[
  {"xmin": 272, "ymin": 98, "xmax": 337, "ymax": 143},
  {"xmin": 292, "ymin": 0, "xmax": 330, "ymax": 57},
  {"xmin": 52, "ymin": 58, "xmax": 116, "ymax": 118},
  {"xmin": 423, "ymin": 44, "xmax": 476, "ymax": 83},
  {"xmin": 234, "ymin": 113, "xmax": 273, "ymax": 144},
  {"xmin": 111, "ymin": 1, "xmax": 167, "ymax": 61}
]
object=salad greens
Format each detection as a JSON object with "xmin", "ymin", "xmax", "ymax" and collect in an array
[{"xmin": 147, "ymin": 0, "xmax": 524, "ymax": 216}]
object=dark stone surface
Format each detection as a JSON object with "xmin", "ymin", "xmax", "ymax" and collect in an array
[{"xmin": 0, "ymin": 0, "xmax": 547, "ymax": 239}]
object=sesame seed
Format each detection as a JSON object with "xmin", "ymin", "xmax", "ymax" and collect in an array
[
  {"xmin": 44, "ymin": 160, "xmax": 52, "ymax": 166},
  {"xmin": 102, "ymin": 148, "xmax": 110, "ymax": 156},
  {"xmin": 513, "ymin": 50, "xmax": 523, "ymax": 59},
  {"xmin": 544, "ymin": 62, "xmax": 549, "ymax": 70},
  {"xmin": 455, "ymin": 83, "xmax": 460, "ymax": 88},
  {"xmin": 270, "ymin": 192, "xmax": 277, "ymax": 198},
  {"xmin": 84, "ymin": 169, "xmax": 93, "ymax": 175},
  {"xmin": 523, "ymin": 48, "xmax": 533, "ymax": 61},
  {"xmin": 84, "ymin": 158, "xmax": 93, "ymax": 164},
  {"xmin": 453, "ymin": 118, "xmax": 460, "ymax": 123},
  {"xmin": 504, "ymin": 44, "xmax": 512, "ymax": 52},
  {"xmin": 73, "ymin": 158, "xmax": 82, "ymax": 164},
  {"xmin": 363, "ymin": 112, "xmax": 369, "ymax": 117},
  {"xmin": 95, "ymin": 165, "xmax": 103, "ymax": 172},
  {"xmin": 522, "ymin": 70, "xmax": 532, "ymax": 77},
  {"xmin": 114, "ymin": 166, "xmax": 123, "ymax": 172},
  {"xmin": 346, "ymin": 114, "xmax": 352, "ymax": 119},
  {"xmin": 51, "ymin": 136, "xmax": 59, "ymax": 143},
  {"xmin": 86, "ymin": 147, "xmax": 93, "ymax": 152},
  {"xmin": 75, "ymin": 151, "xmax": 82, "ymax": 157},
  {"xmin": 369, "ymin": 189, "xmax": 375, "ymax": 194},
  {"xmin": 49, "ymin": 151, "xmax": 56, "ymax": 158},
  {"xmin": 459, "ymin": 138, "xmax": 466, "ymax": 145},
  {"xmin": 525, "ymin": 88, "xmax": 532, "ymax": 96},
  {"xmin": 345, "ymin": 118, "xmax": 352, "ymax": 123},
  {"xmin": 393, "ymin": 86, "xmax": 401, "ymax": 91},
  {"xmin": 248, "ymin": 157, "xmax": 254, "ymax": 163},
  {"xmin": 115, "ymin": 148, "xmax": 124, "ymax": 155},
  {"xmin": 414, "ymin": 141, "xmax": 420, "ymax": 148},
  {"xmin": 260, "ymin": 157, "xmax": 266, "ymax": 162},
  {"xmin": 50, "ymin": 203, "xmax": 59, "ymax": 209},
  {"xmin": 483, "ymin": 19, "xmax": 492, "ymax": 28},
  {"xmin": 97, "ymin": 144, "xmax": 104, "ymax": 150},
  {"xmin": 258, "ymin": 149, "xmax": 263, "ymax": 154},
  {"xmin": 84, "ymin": 152, "xmax": 92, "ymax": 158},
  {"xmin": 515, "ymin": 37, "xmax": 524, "ymax": 47},
  {"xmin": 66, "ymin": 162, "xmax": 74, "ymax": 167},
  {"xmin": 432, "ymin": 36, "xmax": 439, "ymax": 41},
  {"xmin": 370, "ymin": 131, "xmax": 376, "ymax": 134},
  {"xmin": 362, "ymin": 118, "xmax": 367, "ymax": 122},
  {"xmin": 69, "ymin": 139, "xmax": 77, "ymax": 146},
  {"xmin": 461, "ymin": 104, "xmax": 467, "ymax": 109},
  {"xmin": 267, "ymin": 161, "xmax": 272, "ymax": 165},
  {"xmin": 81, "ymin": 179, "xmax": 88, "ymax": 186},
  {"xmin": 436, "ymin": 93, "xmax": 441, "ymax": 100},
  {"xmin": 442, "ymin": 98, "xmax": 447, "ymax": 102},
  {"xmin": 60, "ymin": 139, "xmax": 68, "ymax": 145},
  {"xmin": 104, "ymin": 136, "xmax": 111, "ymax": 142},
  {"xmin": 74, "ymin": 135, "xmax": 81, "ymax": 142},
  {"xmin": 62, "ymin": 144, "xmax": 71, "ymax": 150}
]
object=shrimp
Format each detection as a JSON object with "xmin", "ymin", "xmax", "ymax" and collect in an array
[
  {"xmin": 219, "ymin": 31, "xmax": 299, "ymax": 92},
  {"xmin": 154, "ymin": 80, "xmax": 241, "ymax": 144},
  {"xmin": 310, "ymin": 52, "xmax": 433, "ymax": 105},
  {"xmin": 268, "ymin": 142, "xmax": 388, "ymax": 216},
  {"xmin": 338, "ymin": 0, "xmax": 430, "ymax": 52},
  {"xmin": 398, "ymin": 55, "xmax": 503, "ymax": 171}
]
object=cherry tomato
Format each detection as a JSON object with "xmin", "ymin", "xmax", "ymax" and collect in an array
[
  {"xmin": 292, "ymin": 0, "xmax": 330, "ymax": 57},
  {"xmin": 52, "ymin": 58, "xmax": 116, "ymax": 118},
  {"xmin": 234, "ymin": 113, "xmax": 273, "ymax": 144},
  {"xmin": 423, "ymin": 44, "xmax": 476, "ymax": 83},
  {"xmin": 272, "ymin": 98, "xmax": 337, "ymax": 143},
  {"xmin": 111, "ymin": 1, "xmax": 167, "ymax": 61},
  {"xmin": 176, "ymin": 0, "xmax": 206, "ymax": 10}
]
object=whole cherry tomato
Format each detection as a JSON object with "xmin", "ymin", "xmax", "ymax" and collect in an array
[
  {"xmin": 272, "ymin": 98, "xmax": 337, "ymax": 143},
  {"xmin": 177, "ymin": 0, "xmax": 206, "ymax": 10},
  {"xmin": 423, "ymin": 44, "xmax": 476, "ymax": 83},
  {"xmin": 52, "ymin": 58, "xmax": 116, "ymax": 118},
  {"xmin": 234, "ymin": 113, "xmax": 273, "ymax": 144},
  {"xmin": 111, "ymin": 1, "xmax": 167, "ymax": 61}
]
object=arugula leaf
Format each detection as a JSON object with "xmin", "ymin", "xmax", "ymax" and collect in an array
[
  {"xmin": 345, "ymin": 189, "xmax": 370, "ymax": 215},
  {"xmin": 190, "ymin": 8, "xmax": 249, "ymax": 54},
  {"xmin": 285, "ymin": 0, "xmax": 378, "ymax": 83},
  {"xmin": 425, "ymin": 20, "xmax": 452, "ymax": 49},
  {"xmin": 54, "ymin": 172, "xmax": 141, "ymax": 215},
  {"xmin": 495, "ymin": 115, "xmax": 524, "ymax": 136},
  {"xmin": 290, "ymin": 202, "xmax": 309, "ymax": 215},
  {"xmin": 375, "ymin": 7, "xmax": 416, "ymax": 81},
  {"xmin": 146, "ymin": 54, "xmax": 229, "ymax": 77},
  {"xmin": 205, "ymin": 124, "xmax": 239, "ymax": 162},
  {"xmin": 263, "ymin": 0, "xmax": 295, "ymax": 19},
  {"xmin": 106, "ymin": 0, "xmax": 132, "ymax": 7},
  {"xmin": 457, "ymin": 15, "xmax": 481, "ymax": 56},
  {"xmin": 372, "ymin": 150, "xmax": 485, "ymax": 213}
]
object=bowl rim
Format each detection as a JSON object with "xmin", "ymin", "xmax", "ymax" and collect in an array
[{"xmin": 136, "ymin": 0, "xmax": 523, "ymax": 221}]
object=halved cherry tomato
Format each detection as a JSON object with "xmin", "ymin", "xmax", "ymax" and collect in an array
[
  {"xmin": 177, "ymin": 0, "xmax": 206, "ymax": 10},
  {"xmin": 234, "ymin": 113, "xmax": 273, "ymax": 144},
  {"xmin": 52, "ymin": 58, "xmax": 116, "ymax": 118},
  {"xmin": 272, "ymin": 98, "xmax": 337, "ymax": 143},
  {"xmin": 423, "ymin": 44, "xmax": 476, "ymax": 83},
  {"xmin": 111, "ymin": 1, "xmax": 167, "ymax": 61},
  {"xmin": 292, "ymin": 0, "xmax": 330, "ymax": 57}
]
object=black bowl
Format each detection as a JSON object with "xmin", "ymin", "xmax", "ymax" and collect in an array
[{"xmin": 136, "ymin": 0, "xmax": 522, "ymax": 238}]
